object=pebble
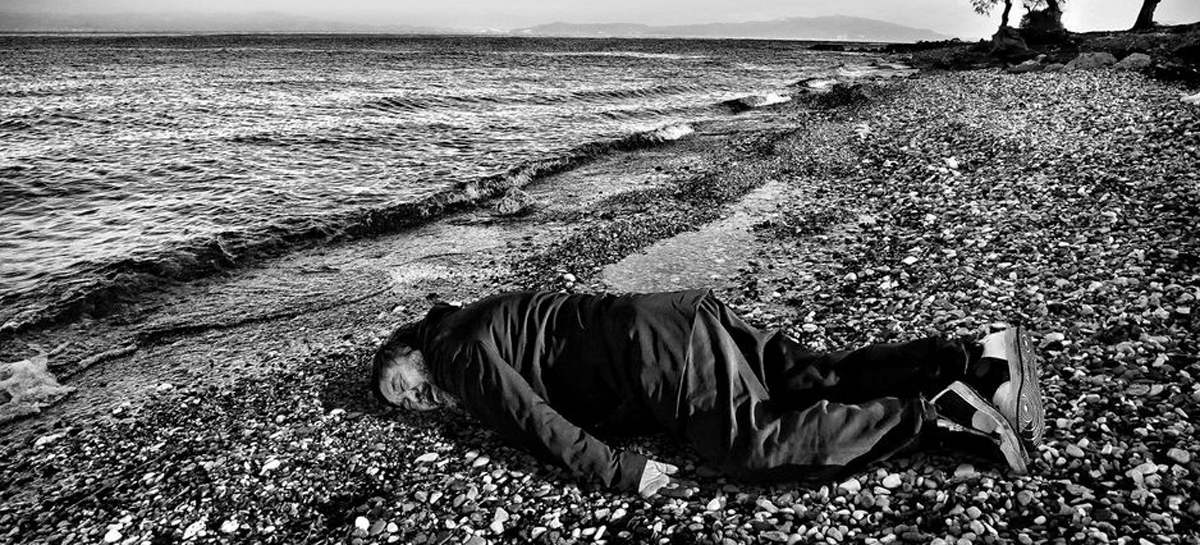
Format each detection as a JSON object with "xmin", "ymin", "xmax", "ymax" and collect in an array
[
  {"xmin": 882, "ymin": 473, "xmax": 903, "ymax": 489},
  {"xmin": 183, "ymin": 519, "xmax": 205, "ymax": 540},
  {"xmin": 1135, "ymin": 461, "xmax": 1159, "ymax": 475},
  {"xmin": 33, "ymin": 433, "xmax": 64, "ymax": 448},
  {"xmin": 1065, "ymin": 444, "xmax": 1085, "ymax": 458},
  {"xmin": 103, "ymin": 529, "xmax": 122, "ymax": 543},
  {"xmin": 354, "ymin": 517, "xmax": 369, "ymax": 532},
  {"xmin": 490, "ymin": 507, "xmax": 509, "ymax": 534},
  {"xmin": 838, "ymin": 478, "xmax": 862, "ymax": 494},
  {"xmin": 706, "ymin": 497, "xmax": 724, "ymax": 511},
  {"xmin": 954, "ymin": 464, "xmax": 977, "ymax": 479},
  {"xmin": 221, "ymin": 520, "xmax": 239, "ymax": 534},
  {"xmin": 1167, "ymin": 448, "xmax": 1191, "ymax": 465},
  {"xmin": 762, "ymin": 530, "xmax": 789, "ymax": 542},
  {"xmin": 415, "ymin": 452, "xmax": 439, "ymax": 463},
  {"xmin": 1043, "ymin": 332, "xmax": 1066, "ymax": 344}
]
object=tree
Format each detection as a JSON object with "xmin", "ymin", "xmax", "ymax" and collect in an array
[
  {"xmin": 1133, "ymin": 0, "xmax": 1162, "ymax": 30},
  {"xmin": 1021, "ymin": 0, "xmax": 1065, "ymax": 20},
  {"xmin": 1019, "ymin": 0, "xmax": 1068, "ymax": 40},
  {"xmin": 971, "ymin": 0, "xmax": 1016, "ymax": 29}
]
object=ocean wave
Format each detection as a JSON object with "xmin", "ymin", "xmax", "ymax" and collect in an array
[
  {"xmin": 364, "ymin": 94, "xmax": 504, "ymax": 114},
  {"xmin": 569, "ymin": 83, "xmax": 710, "ymax": 102},
  {"xmin": 0, "ymin": 109, "xmax": 111, "ymax": 132},
  {"xmin": 0, "ymin": 123, "xmax": 699, "ymax": 337},
  {"xmin": 361, "ymin": 83, "xmax": 712, "ymax": 115},
  {"xmin": 722, "ymin": 93, "xmax": 793, "ymax": 113},
  {"xmin": 0, "ymin": 119, "xmax": 33, "ymax": 131},
  {"xmin": 523, "ymin": 51, "xmax": 710, "ymax": 61},
  {"xmin": 593, "ymin": 103, "xmax": 713, "ymax": 122},
  {"xmin": 646, "ymin": 123, "xmax": 696, "ymax": 141}
]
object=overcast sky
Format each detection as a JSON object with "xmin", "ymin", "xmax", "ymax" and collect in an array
[{"xmin": 4, "ymin": 0, "xmax": 1199, "ymax": 39}]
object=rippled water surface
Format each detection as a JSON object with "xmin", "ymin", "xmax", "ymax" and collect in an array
[{"xmin": 0, "ymin": 35, "xmax": 873, "ymax": 326}]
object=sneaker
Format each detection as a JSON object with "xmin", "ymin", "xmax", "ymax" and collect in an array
[
  {"xmin": 933, "ymin": 381, "xmax": 1029, "ymax": 474},
  {"xmin": 979, "ymin": 326, "xmax": 1045, "ymax": 447}
]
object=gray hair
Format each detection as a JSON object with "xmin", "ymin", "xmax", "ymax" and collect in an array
[{"xmin": 371, "ymin": 320, "xmax": 423, "ymax": 405}]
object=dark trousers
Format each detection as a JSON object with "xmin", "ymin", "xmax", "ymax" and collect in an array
[{"xmin": 676, "ymin": 295, "xmax": 968, "ymax": 482}]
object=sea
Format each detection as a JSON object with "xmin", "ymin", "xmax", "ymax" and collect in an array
[{"xmin": 0, "ymin": 34, "xmax": 900, "ymax": 332}]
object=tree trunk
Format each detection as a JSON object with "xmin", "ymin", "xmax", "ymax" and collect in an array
[
  {"xmin": 1044, "ymin": 0, "xmax": 1061, "ymax": 13},
  {"xmin": 1133, "ymin": 0, "xmax": 1161, "ymax": 30},
  {"xmin": 1001, "ymin": 0, "xmax": 1013, "ymax": 28}
]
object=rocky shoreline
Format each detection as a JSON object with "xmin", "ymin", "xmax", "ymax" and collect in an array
[
  {"xmin": 887, "ymin": 23, "xmax": 1200, "ymax": 88},
  {"xmin": 2, "ymin": 61, "xmax": 1199, "ymax": 544}
]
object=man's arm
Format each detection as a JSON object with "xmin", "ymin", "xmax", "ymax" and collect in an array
[{"xmin": 454, "ymin": 341, "xmax": 649, "ymax": 492}]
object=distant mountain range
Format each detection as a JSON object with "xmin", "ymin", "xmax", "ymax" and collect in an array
[
  {"xmin": 0, "ymin": 11, "xmax": 449, "ymax": 34},
  {"xmin": 0, "ymin": 12, "xmax": 948, "ymax": 43},
  {"xmin": 515, "ymin": 16, "xmax": 950, "ymax": 43}
]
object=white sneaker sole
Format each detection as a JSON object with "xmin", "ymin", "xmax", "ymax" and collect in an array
[
  {"xmin": 934, "ymin": 381, "xmax": 1029, "ymax": 474},
  {"xmin": 1010, "ymin": 326, "xmax": 1045, "ymax": 447}
]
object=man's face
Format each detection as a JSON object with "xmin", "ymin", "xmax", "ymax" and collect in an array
[{"xmin": 381, "ymin": 348, "xmax": 442, "ymax": 411}]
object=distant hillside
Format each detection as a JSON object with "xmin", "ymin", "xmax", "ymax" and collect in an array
[
  {"xmin": 517, "ymin": 16, "xmax": 949, "ymax": 43},
  {"xmin": 0, "ymin": 11, "xmax": 449, "ymax": 34}
]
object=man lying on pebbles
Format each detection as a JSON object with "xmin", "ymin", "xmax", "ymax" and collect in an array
[{"xmin": 372, "ymin": 289, "xmax": 1045, "ymax": 497}]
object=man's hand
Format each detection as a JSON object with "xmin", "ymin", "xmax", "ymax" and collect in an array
[{"xmin": 638, "ymin": 460, "xmax": 698, "ymax": 499}]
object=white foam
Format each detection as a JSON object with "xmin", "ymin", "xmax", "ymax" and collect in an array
[
  {"xmin": 0, "ymin": 354, "xmax": 74, "ymax": 424},
  {"xmin": 802, "ymin": 79, "xmax": 840, "ymax": 91},
  {"xmin": 650, "ymin": 124, "xmax": 696, "ymax": 141},
  {"xmin": 755, "ymin": 93, "xmax": 792, "ymax": 107}
]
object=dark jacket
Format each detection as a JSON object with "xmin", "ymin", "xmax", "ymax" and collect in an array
[
  {"xmin": 415, "ymin": 289, "xmax": 738, "ymax": 491},
  {"xmin": 415, "ymin": 289, "xmax": 939, "ymax": 490}
]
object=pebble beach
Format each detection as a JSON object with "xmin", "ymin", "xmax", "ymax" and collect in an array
[{"xmin": 1, "ymin": 61, "xmax": 1198, "ymax": 545}]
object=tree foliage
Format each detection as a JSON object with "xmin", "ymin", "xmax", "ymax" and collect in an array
[
  {"xmin": 969, "ymin": 0, "xmax": 1070, "ymax": 32},
  {"xmin": 971, "ymin": 0, "xmax": 1015, "ymax": 29},
  {"xmin": 1022, "ymin": 0, "xmax": 1064, "ymax": 13}
]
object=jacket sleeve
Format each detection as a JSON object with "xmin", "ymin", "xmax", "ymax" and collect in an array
[{"xmin": 453, "ymin": 341, "xmax": 648, "ymax": 492}]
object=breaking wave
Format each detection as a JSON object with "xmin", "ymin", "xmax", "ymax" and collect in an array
[
  {"xmin": 0, "ymin": 124, "xmax": 699, "ymax": 337},
  {"xmin": 362, "ymin": 82, "xmax": 715, "ymax": 115}
]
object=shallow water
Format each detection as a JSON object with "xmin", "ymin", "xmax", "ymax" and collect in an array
[
  {"xmin": 602, "ymin": 180, "xmax": 788, "ymax": 292},
  {"xmin": 0, "ymin": 35, "xmax": 891, "ymax": 328}
]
